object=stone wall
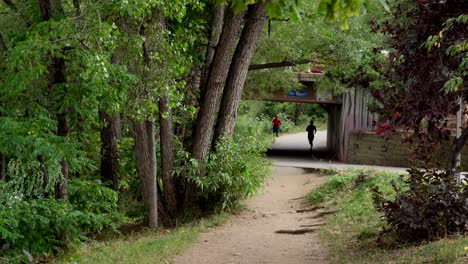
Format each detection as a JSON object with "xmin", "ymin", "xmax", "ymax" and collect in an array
[{"xmin": 347, "ymin": 131, "xmax": 468, "ymax": 168}]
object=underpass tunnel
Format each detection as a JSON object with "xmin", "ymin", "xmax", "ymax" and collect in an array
[{"xmin": 265, "ymin": 101, "xmax": 341, "ymax": 162}]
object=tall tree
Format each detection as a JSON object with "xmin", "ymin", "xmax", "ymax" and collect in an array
[
  {"xmin": 99, "ymin": 110, "xmax": 121, "ymax": 191},
  {"xmin": 213, "ymin": 2, "xmax": 268, "ymax": 142},
  {"xmin": 190, "ymin": 8, "xmax": 246, "ymax": 164},
  {"xmin": 159, "ymin": 97, "xmax": 178, "ymax": 217}
]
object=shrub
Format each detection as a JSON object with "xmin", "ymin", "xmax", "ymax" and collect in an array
[
  {"xmin": 0, "ymin": 180, "xmax": 124, "ymax": 262},
  {"xmin": 372, "ymin": 168, "xmax": 467, "ymax": 242},
  {"xmin": 195, "ymin": 136, "xmax": 271, "ymax": 210}
]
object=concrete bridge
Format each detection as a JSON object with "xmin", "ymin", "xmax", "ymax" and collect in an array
[{"xmin": 257, "ymin": 72, "xmax": 374, "ymax": 162}]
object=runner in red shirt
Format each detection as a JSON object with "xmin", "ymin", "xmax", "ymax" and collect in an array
[{"xmin": 272, "ymin": 115, "xmax": 281, "ymax": 137}]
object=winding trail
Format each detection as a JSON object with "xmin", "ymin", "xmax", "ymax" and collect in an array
[
  {"xmin": 173, "ymin": 131, "xmax": 405, "ymax": 264},
  {"xmin": 173, "ymin": 166, "xmax": 329, "ymax": 264}
]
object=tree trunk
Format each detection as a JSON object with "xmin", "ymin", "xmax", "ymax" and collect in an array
[
  {"xmin": 50, "ymin": 56, "xmax": 69, "ymax": 200},
  {"xmin": 191, "ymin": 8, "xmax": 245, "ymax": 161},
  {"xmin": 38, "ymin": 155, "xmax": 49, "ymax": 197},
  {"xmin": 200, "ymin": 4, "xmax": 225, "ymax": 91},
  {"xmin": 213, "ymin": 3, "xmax": 267, "ymax": 143},
  {"xmin": 448, "ymin": 125, "xmax": 468, "ymax": 177},
  {"xmin": 99, "ymin": 110, "xmax": 121, "ymax": 191},
  {"xmin": 55, "ymin": 112, "xmax": 69, "ymax": 199},
  {"xmin": 0, "ymin": 32, "xmax": 7, "ymax": 52},
  {"xmin": 187, "ymin": 8, "xmax": 245, "ymax": 203},
  {"xmin": 0, "ymin": 154, "xmax": 5, "ymax": 180},
  {"xmin": 132, "ymin": 119, "xmax": 158, "ymax": 228},
  {"xmin": 159, "ymin": 96, "xmax": 178, "ymax": 217}
]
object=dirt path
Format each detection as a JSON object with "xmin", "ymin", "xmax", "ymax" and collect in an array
[{"xmin": 173, "ymin": 167, "xmax": 329, "ymax": 264}]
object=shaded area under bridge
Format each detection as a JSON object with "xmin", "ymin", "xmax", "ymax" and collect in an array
[{"xmin": 253, "ymin": 72, "xmax": 375, "ymax": 162}]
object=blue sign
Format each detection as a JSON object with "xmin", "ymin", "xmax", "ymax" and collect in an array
[{"xmin": 287, "ymin": 90, "xmax": 308, "ymax": 98}]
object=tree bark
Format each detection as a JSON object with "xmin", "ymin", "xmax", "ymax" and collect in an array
[
  {"xmin": 38, "ymin": 0, "xmax": 53, "ymax": 20},
  {"xmin": 200, "ymin": 4, "xmax": 225, "ymax": 91},
  {"xmin": 99, "ymin": 110, "xmax": 121, "ymax": 191},
  {"xmin": 213, "ymin": 3, "xmax": 267, "ymax": 143},
  {"xmin": 448, "ymin": 125, "xmax": 468, "ymax": 177},
  {"xmin": 49, "ymin": 55, "xmax": 69, "ymax": 200},
  {"xmin": 191, "ymin": 8, "xmax": 245, "ymax": 162},
  {"xmin": 159, "ymin": 96, "xmax": 178, "ymax": 217},
  {"xmin": 55, "ymin": 111, "xmax": 69, "ymax": 199},
  {"xmin": 187, "ymin": 8, "xmax": 245, "ymax": 204},
  {"xmin": 132, "ymin": 119, "xmax": 158, "ymax": 228},
  {"xmin": 0, "ymin": 32, "xmax": 7, "ymax": 52},
  {"xmin": 0, "ymin": 154, "xmax": 5, "ymax": 180}
]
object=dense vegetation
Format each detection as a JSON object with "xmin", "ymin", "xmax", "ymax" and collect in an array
[
  {"xmin": 308, "ymin": 169, "xmax": 467, "ymax": 263},
  {"xmin": 0, "ymin": 0, "xmax": 376, "ymax": 261},
  {"xmin": 371, "ymin": 0, "xmax": 467, "ymax": 242}
]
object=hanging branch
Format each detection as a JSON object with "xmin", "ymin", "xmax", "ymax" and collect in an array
[{"xmin": 248, "ymin": 58, "xmax": 319, "ymax": 71}]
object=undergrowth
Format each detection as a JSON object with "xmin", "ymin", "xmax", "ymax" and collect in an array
[
  {"xmin": 54, "ymin": 213, "xmax": 228, "ymax": 264},
  {"xmin": 309, "ymin": 169, "xmax": 467, "ymax": 264}
]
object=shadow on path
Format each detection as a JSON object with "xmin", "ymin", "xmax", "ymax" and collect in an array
[{"xmin": 266, "ymin": 131, "xmax": 337, "ymax": 161}]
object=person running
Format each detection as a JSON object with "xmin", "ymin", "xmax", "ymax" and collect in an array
[
  {"xmin": 272, "ymin": 115, "xmax": 281, "ymax": 137},
  {"xmin": 306, "ymin": 120, "xmax": 317, "ymax": 150}
]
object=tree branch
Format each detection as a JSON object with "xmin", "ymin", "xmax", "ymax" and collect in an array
[
  {"xmin": 2, "ymin": 0, "xmax": 16, "ymax": 11},
  {"xmin": 248, "ymin": 58, "xmax": 319, "ymax": 71},
  {"xmin": 0, "ymin": 32, "xmax": 7, "ymax": 52}
]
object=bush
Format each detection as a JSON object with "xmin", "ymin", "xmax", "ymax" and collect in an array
[
  {"xmin": 0, "ymin": 180, "xmax": 124, "ymax": 262},
  {"xmin": 373, "ymin": 168, "xmax": 467, "ymax": 242},
  {"xmin": 191, "ymin": 136, "xmax": 271, "ymax": 210}
]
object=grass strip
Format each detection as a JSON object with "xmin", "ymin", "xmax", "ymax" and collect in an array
[{"xmin": 55, "ymin": 214, "xmax": 228, "ymax": 264}]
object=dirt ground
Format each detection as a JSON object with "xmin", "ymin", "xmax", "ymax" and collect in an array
[{"xmin": 173, "ymin": 167, "xmax": 329, "ymax": 264}]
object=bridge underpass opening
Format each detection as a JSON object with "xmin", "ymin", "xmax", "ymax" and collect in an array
[
  {"xmin": 244, "ymin": 72, "xmax": 369, "ymax": 162},
  {"xmin": 250, "ymin": 100, "xmax": 340, "ymax": 161}
]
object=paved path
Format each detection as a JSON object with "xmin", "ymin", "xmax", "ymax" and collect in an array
[{"xmin": 269, "ymin": 131, "xmax": 407, "ymax": 173}]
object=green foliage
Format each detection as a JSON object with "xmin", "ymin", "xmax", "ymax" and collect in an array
[
  {"xmin": 173, "ymin": 110, "xmax": 272, "ymax": 211},
  {"xmin": 308, "ymin": 174, "xmax": 356, "ymax": 205},
  {"xmin": 247, "ymin": 0, "xmax": 387, "ymax": 96},
  {"xmin": 423, "ymin": 14, "xmax": 468, "ymax": 95},
  {"xmin": 0, "ymin": 180, "xmax": 124, "ymax": 262},
  {"xmin": 237, "ymin": 100, "xmax": 327, "ymax": 135},
  {"xmin": 186, "ymin": 135, "xmax": 271, "ymax": 210},
  {"xmin": 373, "ymin": 168, "xmax": 467, "ymax": 242},
  {"xmin": 0, "ymin": 159, "xmax": 62, "ymax": 201},
  {"xmin": 318, "ymin": 0, "xmax": 371, "ymax": 29}
]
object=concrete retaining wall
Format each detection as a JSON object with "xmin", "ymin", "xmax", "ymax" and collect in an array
[{"xmin": 347, "ymin": 131, "xmax": 468, "ymax": 168}]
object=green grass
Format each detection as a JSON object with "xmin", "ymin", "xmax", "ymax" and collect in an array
[
  {"xmin": 54, "ymin": 214, "xmax": 229, "ymax": 264},
  {"xmin": 309, "ymin": 169, "xmax": 468, "ymax": 264}
]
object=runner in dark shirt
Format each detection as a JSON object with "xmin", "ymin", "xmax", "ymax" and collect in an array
[{"xmin": 306, "ymin": 120, "xmax": 317, "ymax": 151}]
